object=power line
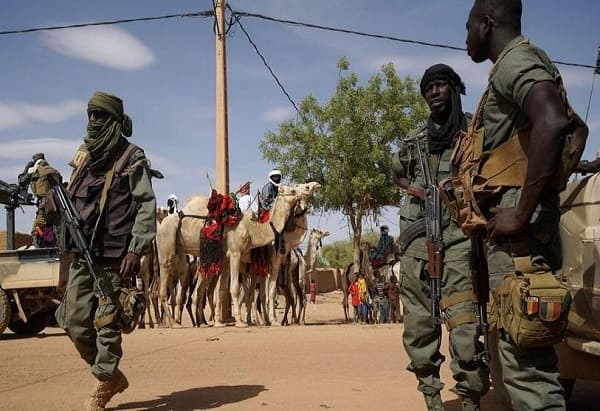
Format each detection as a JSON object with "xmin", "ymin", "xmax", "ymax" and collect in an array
[
  {"xmin": 1, "ymin": 8, "xmax": 594, "ymax": 71},
  {"xmin": 0, "ymin": 11, "xmax": 214, "ymax": 35},
  {"xmin": 230, "ymin": 8, "xmax": 301, "ymax": 116},
  {"xmin": 233, "ymin": 11, "xmax": 597, "ymax": 71}
]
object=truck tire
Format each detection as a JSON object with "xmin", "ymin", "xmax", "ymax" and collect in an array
[
  {"xmin": 0, "ymin": 288, "xmax": 11, "ymax": 335},
  {"xmin": 8, "ymin": 311, "xmax": 49, "ymax": 336}
]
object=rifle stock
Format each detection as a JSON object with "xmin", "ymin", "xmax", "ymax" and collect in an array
[{"xmin": 52, "ymin": 182, "xmax": 107, "ymax": 299}]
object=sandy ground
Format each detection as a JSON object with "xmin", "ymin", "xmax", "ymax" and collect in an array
[{"xmin": 1, "ymin": 291, "xmax": 598, "ymax": 411}]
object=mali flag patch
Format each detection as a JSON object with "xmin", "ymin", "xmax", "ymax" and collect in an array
[{"xmin": 538, "ymin": 298, "xmax": 563, "ymax": 321}]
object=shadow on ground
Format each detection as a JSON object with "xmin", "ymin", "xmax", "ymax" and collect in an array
[{"xmin": 113, "ymin": 385, "xmax": 267, "ymax": 410}]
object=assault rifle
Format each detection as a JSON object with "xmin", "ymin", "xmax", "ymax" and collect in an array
[
  {"xmin": 414, "ymin": 138, "xmax": 443, "ymax": 327},
  {"xmin": 471, "ymin": 235, "xmax": 491, "ymax": 365},
  {"xmin": 52, "ymin": 181, "xmax": 107, "ymax": 299}
]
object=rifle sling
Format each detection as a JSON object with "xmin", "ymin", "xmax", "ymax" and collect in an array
[
  {"xmin": 446, "ymin": 311, "xmax": 477, "ymax": 330},
  {"xmin": 440, "ymin": 289, "xmax": 473, "ymax": 310}
]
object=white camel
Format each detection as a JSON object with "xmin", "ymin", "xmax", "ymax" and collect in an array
[
  {"xmin": 156, "ymin": 185, "xmax": 303, "ymax": 327},
  {"xmin": 281, "ymin": 227, "xmax": 330, "ymax": 325},
  {"xmin": 225, "ymin": 182, "xmax": 320, "ymax": 326}
]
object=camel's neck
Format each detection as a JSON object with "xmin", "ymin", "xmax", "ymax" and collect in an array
[
  {"xmin": 305, "ymin": 237, "xmax": 318, "ymax": 271},
  {"xmin": 283, "ymin": 212, "xmax": 308, "ymax": 251}
]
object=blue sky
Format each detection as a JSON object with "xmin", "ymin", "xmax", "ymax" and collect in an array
[{"xmin": 1, "ymin": 0, "xmax": 598, "ymax": 247}]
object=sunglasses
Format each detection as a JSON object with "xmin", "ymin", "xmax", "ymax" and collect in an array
[{"xmin": 87, "ymin": 109, "xmax": 110, "ymax": 121}]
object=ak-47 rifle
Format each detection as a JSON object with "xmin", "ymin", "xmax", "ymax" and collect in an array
[
  {"xmin": 52, "ymin": 181, "xmax": 107, "ymax": 299},
  {"xmin": 471, "ymin": 235, "xmax": 491, "ymax": 364},
  {"xmin": 415, "ymin": 138, "xmax": 443, "ymax": 327}
]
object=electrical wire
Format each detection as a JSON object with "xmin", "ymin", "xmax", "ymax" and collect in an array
[
  {"xmin": 230, "ymin": 9, "xmax": 301, "ymax": 117},
  {"xmin": 0, "ymin": 11, "xmax": 214, "ymax": 35},
  {"xmin": 233, "ymin": 11, "xmax": 597, "ymax": 71},
  {"xmin": 1, "ymin": 8, "xmax": 593, "ymax": 71}
]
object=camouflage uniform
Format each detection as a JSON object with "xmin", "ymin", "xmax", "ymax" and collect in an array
[
  {"xmin": 393, "ymin": 125, "xmax": 490, "ymax": 406},
  {"xmin": 56, "ymin": 147, "xmax": 156, "ymax": 382},
  {"xmin": 481, "ymin": 35, "xmax": 566, "ymax": 411}
]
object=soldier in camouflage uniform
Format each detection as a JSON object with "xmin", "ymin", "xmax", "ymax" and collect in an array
[
  {"xmin": 53, "ymin": 91, "xmax": 157, "ymax": 411},
  {"xmin": 17, "ymin": 153, "xmax": 62, "ymax": 247},
  {"xmin": 465, "ymin": 1, "xmax": 588, "ymax": 409},
  {"xmin": 392, "ymin": 64, "xmax": 490, "ymax": 411}
]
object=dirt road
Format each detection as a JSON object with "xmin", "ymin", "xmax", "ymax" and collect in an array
[{"xmin": 1, "ymin": 292, "xmax": 597, "ymax": 410}]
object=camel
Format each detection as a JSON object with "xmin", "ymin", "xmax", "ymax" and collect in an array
[
  {"xmin": 137, "ymin": 207, "xmax": 170, "ymax": 329},
  {"xmin": 282, "ymin": 228, "xmax": 329, "ymax": 325},
  {"xmin": 225, "ymin": 181, "xmax": 321, "ymax": 326},
  {"xmin": 156, "ymin": 185, "xmax": 305, "ymax": 327}
]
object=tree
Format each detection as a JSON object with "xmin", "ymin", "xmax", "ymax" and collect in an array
[{"xmin": 260, "ymin": 57, "xmax": 427, "ymax": 266}]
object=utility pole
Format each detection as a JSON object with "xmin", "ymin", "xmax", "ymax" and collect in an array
[
  {"xmin": 214, "ymin": 0, "xmax": 232, "ymax": 323},
  {"xmin": 215, "ymin": 0, "xmax": 229, "ymax": 194}
]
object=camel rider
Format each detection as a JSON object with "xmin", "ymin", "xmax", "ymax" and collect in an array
[
  {"xmin": 370, "ymin": 225, "xmax": 396, "ymax": 266},
  {"xmin": 18, "ymin": 153, "xmax": 62, "ymax": 248},
  {"xmin": 236, "ymin": 181, "xmax": 256, "ymax": 213},
  {"xmin": 166, "ymin": 194, "xmax": 179, "ymax": 215},
  {"xmin": 261, "ymin": 169, "xmax": 282, "ymax": 211}
]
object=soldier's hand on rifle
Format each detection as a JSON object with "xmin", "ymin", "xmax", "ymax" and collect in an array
[
  {"xmin": 120, "ymin": 251, "xmax": 140, "ymax": 278},
  {"xmin": 487, "ymin": 207, "xmax": 526, "ymax": 238},
  {"xmin": 406, "ymin": 185, "xmax": 425, "ymax": 201}
]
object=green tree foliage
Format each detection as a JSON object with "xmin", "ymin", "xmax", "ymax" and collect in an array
[
  {"xmin": 320, "ymin": 230, "xmax": 380, "ymax": 268},
  {"xmin": 260, "ymin": 57, "xmax": 427, "ymax": 266}
]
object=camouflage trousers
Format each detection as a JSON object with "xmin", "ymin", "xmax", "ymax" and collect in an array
[
  {"xmin": 55, "ymin": 256, "xmax": 123, "ymax": 382},
  {"xmin": 399, "ymin": 255, "xmax": 490, "ymax": 399}
]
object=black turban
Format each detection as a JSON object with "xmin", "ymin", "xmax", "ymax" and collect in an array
[
  {"xmin": 420, "ymin": 64, "xmax": 466, "ymax": 96},
  {"xmin": 420, "ymin": 64, "xmax": 467, "ymax": 153}
]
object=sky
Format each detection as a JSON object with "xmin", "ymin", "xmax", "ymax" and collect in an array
[{"xmin": 1, "ymin": 0, "xmax": 599, "ymax": 249}]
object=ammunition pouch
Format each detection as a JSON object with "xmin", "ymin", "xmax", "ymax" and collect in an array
[
  {"xmin": 117, "ymin": 287, "xmax": 146, "ymax": 334},
  {"xmin": 93, "ymin": 288, "xmax": 146, "ymax": 334},
  {"xmin": 439, "ymin": 38, "xmax": 584, "ymax": 237},
  {"xmin": 493, "ymin": 263, "xmax": 570, "ymax": 348}
]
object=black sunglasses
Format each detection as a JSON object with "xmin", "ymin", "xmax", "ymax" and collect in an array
[{"xmin": 87, "ymin": 109, "xmax": 110, "ymax": 121}]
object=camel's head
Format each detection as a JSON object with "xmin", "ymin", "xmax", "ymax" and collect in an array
[
  {"xmin": 156, "ymin": 206, "xmax": 169, "ymax": 223},
  {"xmin": 312, "ymin": 228, "xmax": 329, "ymax": 239},
  {"xmin": 294, "ymin": 181, "xmax": 321, "ymax": 211}
]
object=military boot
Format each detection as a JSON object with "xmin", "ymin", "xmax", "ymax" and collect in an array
[
  {"xmin": 460, "ymin": 396, "xmax": 480, "ymax": 411},
  {"xmin": 423, "ymin": 392, "xmax": 445, "ymax": 411},
  {"xmin": 83, "ymin": 369, "xmax": 129, "ymax": 411}
]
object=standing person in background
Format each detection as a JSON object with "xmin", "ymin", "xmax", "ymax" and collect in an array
[
  {"xmin": 464, "ymin": 1, "xmax": 587, "ymax": 409},
  {"xmin": 375, "ymin": 273, "xmax": 389, "ymax": 324},
  {"xmin": 309, "ymin": 278, "xmax": 317, "ymax": 304},
  {"xmin": 50, "ymin": 91, "xmax": 157, "ymax": 411},
  {"xmin": 348, "ymin": 274, "xmax": 360, "ymax": 324},
  {"xmin": 385, "ymin": 275, "xmax": 402, "ymax": 323},
  {"xmin": 18, "ymin": 153, "xmax": 62, "ymax": 248},
  {"xmin": 391, "ymin": 63, "xmax": 490, "ymax": 410}
]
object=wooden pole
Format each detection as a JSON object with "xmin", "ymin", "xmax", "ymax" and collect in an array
[
  {"xmin": 215, "ymin": 0, "xmax": 229, "ymax": 194},
  {"xmin": 215, "ymin": 0, "xmax": 232, "ymax": 323}
]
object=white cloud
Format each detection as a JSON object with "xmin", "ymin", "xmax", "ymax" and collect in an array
[
  {"xmin": 43, "ymin": 26, "xmax": 156, "ymax": 71},
  {"xmin": 0, "ymin": 99, "xmax": 85, "ymax": 131},
  {"xmin": 263, "ymin": 106, "xmax": 295, "ymax": 122},
  {"xmin": 366, "ymin": 53, "xmax": 490, "ymax": 91},
  {"xmin": 0, "ymin": 138, "xmax": 80, "ymax": 161}
]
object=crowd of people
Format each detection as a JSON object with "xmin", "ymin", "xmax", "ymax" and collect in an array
[{"xmin": 348, "ymin": 270, "xmax": 402, "ymax": 325}]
